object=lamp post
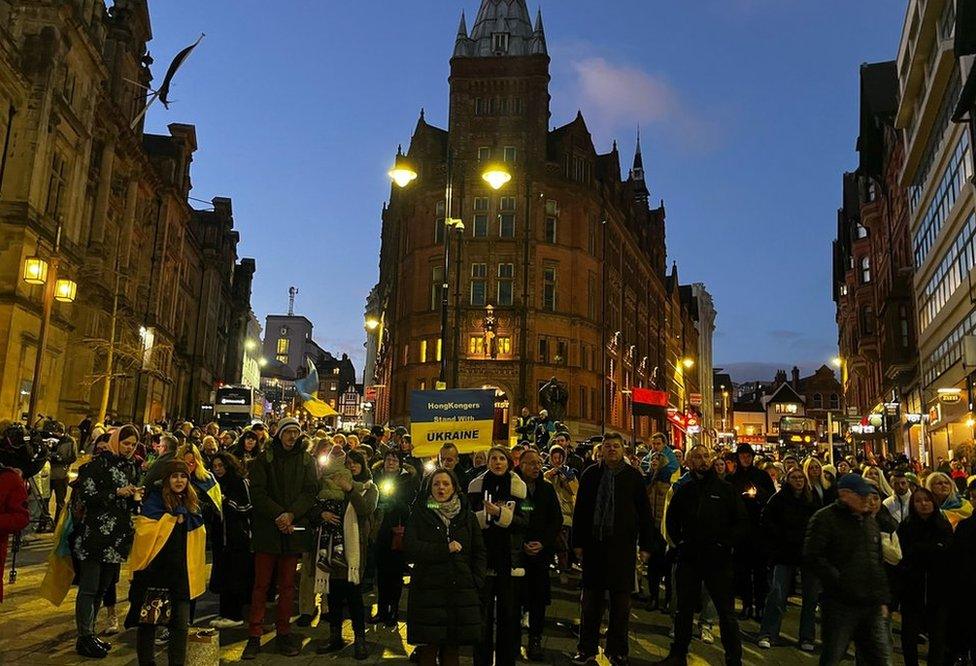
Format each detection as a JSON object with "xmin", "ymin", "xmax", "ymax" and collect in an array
[
  {"xmin": 23, "ymin": 221, "xmax": 76, "ymax": 424},
  {"xmin": 388, "ymin": 150, "xmax": 509, "ymax": 387}
]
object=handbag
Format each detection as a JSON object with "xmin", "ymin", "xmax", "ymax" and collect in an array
[{"xmin": 139, "ymin": 587, "xmax": 172, "ymax": 626}]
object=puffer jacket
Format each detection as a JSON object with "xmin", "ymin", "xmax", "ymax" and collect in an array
[
  {"xmin": 544, "ymin": 465, "xmax": 578, "ymax": 526},
  {"xmin": 804, "ymin": 501, "xmax": 889, "ymax": 607},
  {"xmin": 405, "ymin": 501, "xmax": 486, "ymax": 646}
]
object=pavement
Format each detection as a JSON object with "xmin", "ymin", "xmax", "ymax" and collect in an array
[{"xmin": 0, "ymin": 533, "xmax": 917, "ymax": 665}]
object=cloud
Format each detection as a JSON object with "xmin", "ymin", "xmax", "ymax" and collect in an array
[
  {"xmin": 564, "ymin": 56, "xmax": 719, "ymax": 153},
  {"xmin": 768, "ymin": 329, "xmax": 803, "ymax": 340}
]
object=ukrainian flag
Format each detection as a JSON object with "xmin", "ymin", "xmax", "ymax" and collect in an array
[{"xmin": 129, "ymin": 491, "xmax": 207, "ymax": 599}]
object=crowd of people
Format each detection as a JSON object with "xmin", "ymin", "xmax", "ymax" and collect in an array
[{"xmin": 1, "ymin": 412, "xmax": 975, "ymax": 665}]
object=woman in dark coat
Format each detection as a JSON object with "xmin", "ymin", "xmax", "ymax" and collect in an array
[
  {"xmin": 897, "ymin": 487, "xmax": 954, "ymax": 666},
  {"xmin": 208, "ymin": 452, "xmax": 253, "ymax": 629},
  {"xmin": 72, "ymin": 425, "xmax": 142, "ymax": 658},
  {"xmin": 406, "ymin": 468, "xmax": 486, "ymax": 666},
  {"xmin": 371, "ymin": 450, "xmax": 415, "ymax": 626},
  {"xmin": 467, "ymin": 446, "xmax": 528, "ymax": 666},
  {"xmin": 229, "ymin": 431, "xmax": 262, "ymax": 471},
  {"xmin": 757, "ymin": 468, "xmax": 818, "ymax": 649}
]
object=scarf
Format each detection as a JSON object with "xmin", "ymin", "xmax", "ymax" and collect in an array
[
  {"xmin": 434, "ymin": 493, "xmax": 462, "ymax": 527},
  {"xmin": 592, "ymin": 463, "xmax": 621, "ymax": 541}
]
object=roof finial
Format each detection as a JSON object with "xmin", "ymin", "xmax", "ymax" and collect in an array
[
  {"xmin": 457, "ymin": 10, "xmax": 468, "ymax": 38},
  {"xmin": 420, "ymin": 107, "xmax": 425, "ymax": 121}
]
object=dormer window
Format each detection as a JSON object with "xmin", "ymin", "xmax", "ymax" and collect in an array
[{"xmin": 492, "ymin": 33, "xmax": 509, "ymax": 53}]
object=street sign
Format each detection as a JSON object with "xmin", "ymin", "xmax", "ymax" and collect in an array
[{"xmin": 689, "ymin": 393, "xmax": 702, "ymax": 406}]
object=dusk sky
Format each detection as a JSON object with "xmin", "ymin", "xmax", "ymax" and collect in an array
[{"xmin": 143, "ymin": 1, "xmax": 907, "ymax": 383}]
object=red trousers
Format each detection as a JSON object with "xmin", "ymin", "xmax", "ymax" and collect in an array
[{"xmin": 248, "ymin": 552, "xmax": 300, "ymax": 637}]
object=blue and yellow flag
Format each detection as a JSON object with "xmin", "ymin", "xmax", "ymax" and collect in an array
[
  {"xmin": 294, "ymin": 357, "xmax": 340, "ymax": 418},
  {"xmin": 129, "ymin": 491, "xmax": 207, "ymax": 599}
]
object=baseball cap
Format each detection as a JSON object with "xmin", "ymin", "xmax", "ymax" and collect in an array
[{"xmin": 837, "ymin": 473, "xmax": 874, "ymax": 496}]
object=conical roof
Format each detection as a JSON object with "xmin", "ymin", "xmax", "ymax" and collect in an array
[{"xmin": 455, "ymin": 0, "xmax": 547, "ymax": 58}]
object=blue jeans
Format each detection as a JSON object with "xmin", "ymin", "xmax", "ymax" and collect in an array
[
  {"xmin": 759, "ymin": 564, "xmax": 819, "ymax": 643},
  {"xmin": 819, "ymin": 599, "xmax": 892, "ymax": 666}
]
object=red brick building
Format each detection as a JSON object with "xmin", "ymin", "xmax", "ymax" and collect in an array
[
  {"xmin": 369, "ymin": 0, "xmax": 703, "ymax": 442},
  {"xmin": 833, "ymin": 61, "xmax": 917, "ymax": 456}
]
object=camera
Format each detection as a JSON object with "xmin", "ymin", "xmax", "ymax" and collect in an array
[{"xmin": 0, "ymin": 422, "xmax": 53, "ymax": 478}]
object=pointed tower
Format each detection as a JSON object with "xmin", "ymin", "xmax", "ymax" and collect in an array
[
  {"xmin": 631, "ymin": 130, "xmax": 650, "ymax": 203},
  {"xmin": 530, "ymin": 8, "xmax": 547, "ymax": 55},
  {"xmin": 448, "ymin": 0, "xmax": 551, "ymax": 160},
  {"xmin": 459, "ymin": 0, "xmax": 544, "ymax": 57},
  {"xmin": 453, "ymin": 11, "xmax": 471, "ymax": 58}
]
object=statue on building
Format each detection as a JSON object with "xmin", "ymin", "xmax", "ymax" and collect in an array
[{"xmin": 538, "ymin": 376, "xmax": 568, "ymax": 421}]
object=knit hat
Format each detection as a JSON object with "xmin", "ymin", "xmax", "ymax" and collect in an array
[
  {"xmin": 276, "ymin": 417, "xmax": 302, "ymax": 436},
  {"xmin": 160, "ymin": 459, "xmax": 190, "ymax": 479},
  {"xmin": 736, "ymin": 443, "xmax": 755, "ymax": 456}
]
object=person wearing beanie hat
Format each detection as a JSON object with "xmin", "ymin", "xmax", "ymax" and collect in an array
[
  {"xmin": 728, "ymin": 441, "xmax": 775, "ymax": 621},
  {"xmin": 126, "ymin": 458, "xmax": 206, "ymax": 666},
  {"xmin": 242, "ymin": 415, "xmax": 318, "ymax": 659}
]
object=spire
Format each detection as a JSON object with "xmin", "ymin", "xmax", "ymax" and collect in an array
[
  {"xmin": 632, "ymin": 127, "xmax": 649, "ymax": 202},
  {"xmin": 463, "ymin": 0, "xmax": 541, "ymax": 57},
  {"xmin": 530, "ymin": 7, "xmax": 547, "ymax": 55},
  {"xmin": 454, "ymin": 10, "xmax": 472, "ymax": 57}
]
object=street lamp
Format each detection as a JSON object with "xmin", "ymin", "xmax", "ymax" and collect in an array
[
  {"xmin": 387, "ymin": 149, "xmax": 418, "ymax": 189},
  {"xmin": 482, "ymin": 164, "xmax": 512, "ymax": 191},
  {"xmin": 364, "ymin": 315, "xmax": 380, "ymax": 331},
  {"xmin": 681, "ymin": 357, "xmax": 695, "ymax": 370},
  {"xmin": 54, "ymin": 278, "xmax": 77, "ymax": 303},
  {"xmin": 23, "ymin": 256, "xmax": 48, "ymax": 285},
  {"xmin": 22, "ymin": 217, "xmax": 73, "ymax": 424},
  {"xmin": 389, "ymin": 148, "xmax": 510, "ymax": 386}
]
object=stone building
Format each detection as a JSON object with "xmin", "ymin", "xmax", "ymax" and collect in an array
[
  {"xmin": 0, "ymin": 0, "xmax": 255, "ymax": 425},
  {"xmin": 369, "ymin": 0, "xmax": 707, "ymax": 443}
]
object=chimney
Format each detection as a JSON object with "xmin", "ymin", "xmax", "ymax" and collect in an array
[{"xmin": 791, "ymin": 366, "xmax": 800, "ymax": 389}]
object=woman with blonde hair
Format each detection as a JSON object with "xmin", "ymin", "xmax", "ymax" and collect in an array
[
  {"xmin": 126, "ymin": 460, "xmax": 207, "ymax": 665},
  {"xmin": 802, "ymin": 457, "xmax": 835, "ymax": 507},
  {"xmin": 863, "ymin": 465, "xmax": 894, "ymax": 499},
  {"xmin": 925, "ymin": 471, "xmax": 974, "ymax": 529}
]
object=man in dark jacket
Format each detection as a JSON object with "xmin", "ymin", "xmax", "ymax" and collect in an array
[
  {"xmin": 727, "ymin": 443, "xmax": 775, "ymax": 620},
  {"xmin": 242, "ymin": 417, "xmax": 318, "ymax": 660},
  {"xmin": 571, "ymin": 433, "xmax": 655, "ymax": 666},
  {"xmin": 804, "ymin": 473, "xmax": 891, "ymax": 666},
  {"xmin": 517, "ymin": 448, "xmax": 561, "ymax": 661},
  {"xmin": 655, "ymin": 446, "xmax": 747, "ymax": 666}
]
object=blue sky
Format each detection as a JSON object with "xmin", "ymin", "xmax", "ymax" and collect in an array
[{"xmin": 143, "ymin": 0, "xmax": 907, "ymax": 382}]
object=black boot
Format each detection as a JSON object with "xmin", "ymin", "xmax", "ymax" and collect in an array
[
  {"xmin": 650, "ymin": 654, "xmax": 688, "ymax": 666},
  {"xmin": 354, "ymin": 634, "xmax": 368, "ymax": 660},
  {"xmin": 76, "ymin": 636, "xmax": 109, "ymax": 659},
  {"xmin": 526, "ymin": 635, "xmax": 545, "ymax": 661},
  {"xmin": 316, "ymin": 626, "xmax": 346, "ymax": 654}
]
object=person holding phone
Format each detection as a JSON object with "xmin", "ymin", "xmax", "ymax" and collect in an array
[{"xmin": 71, "ymin": 425, "xmax": 142, "ymax": 658}]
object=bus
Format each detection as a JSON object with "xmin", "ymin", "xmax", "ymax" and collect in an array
[
  {"xmin": 777, "ymin": 416, "xmax": 819, "ymax": 447},
  {"xmin": 214, "ymin": 385, "xmax": 261, "ymax": 429}
]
